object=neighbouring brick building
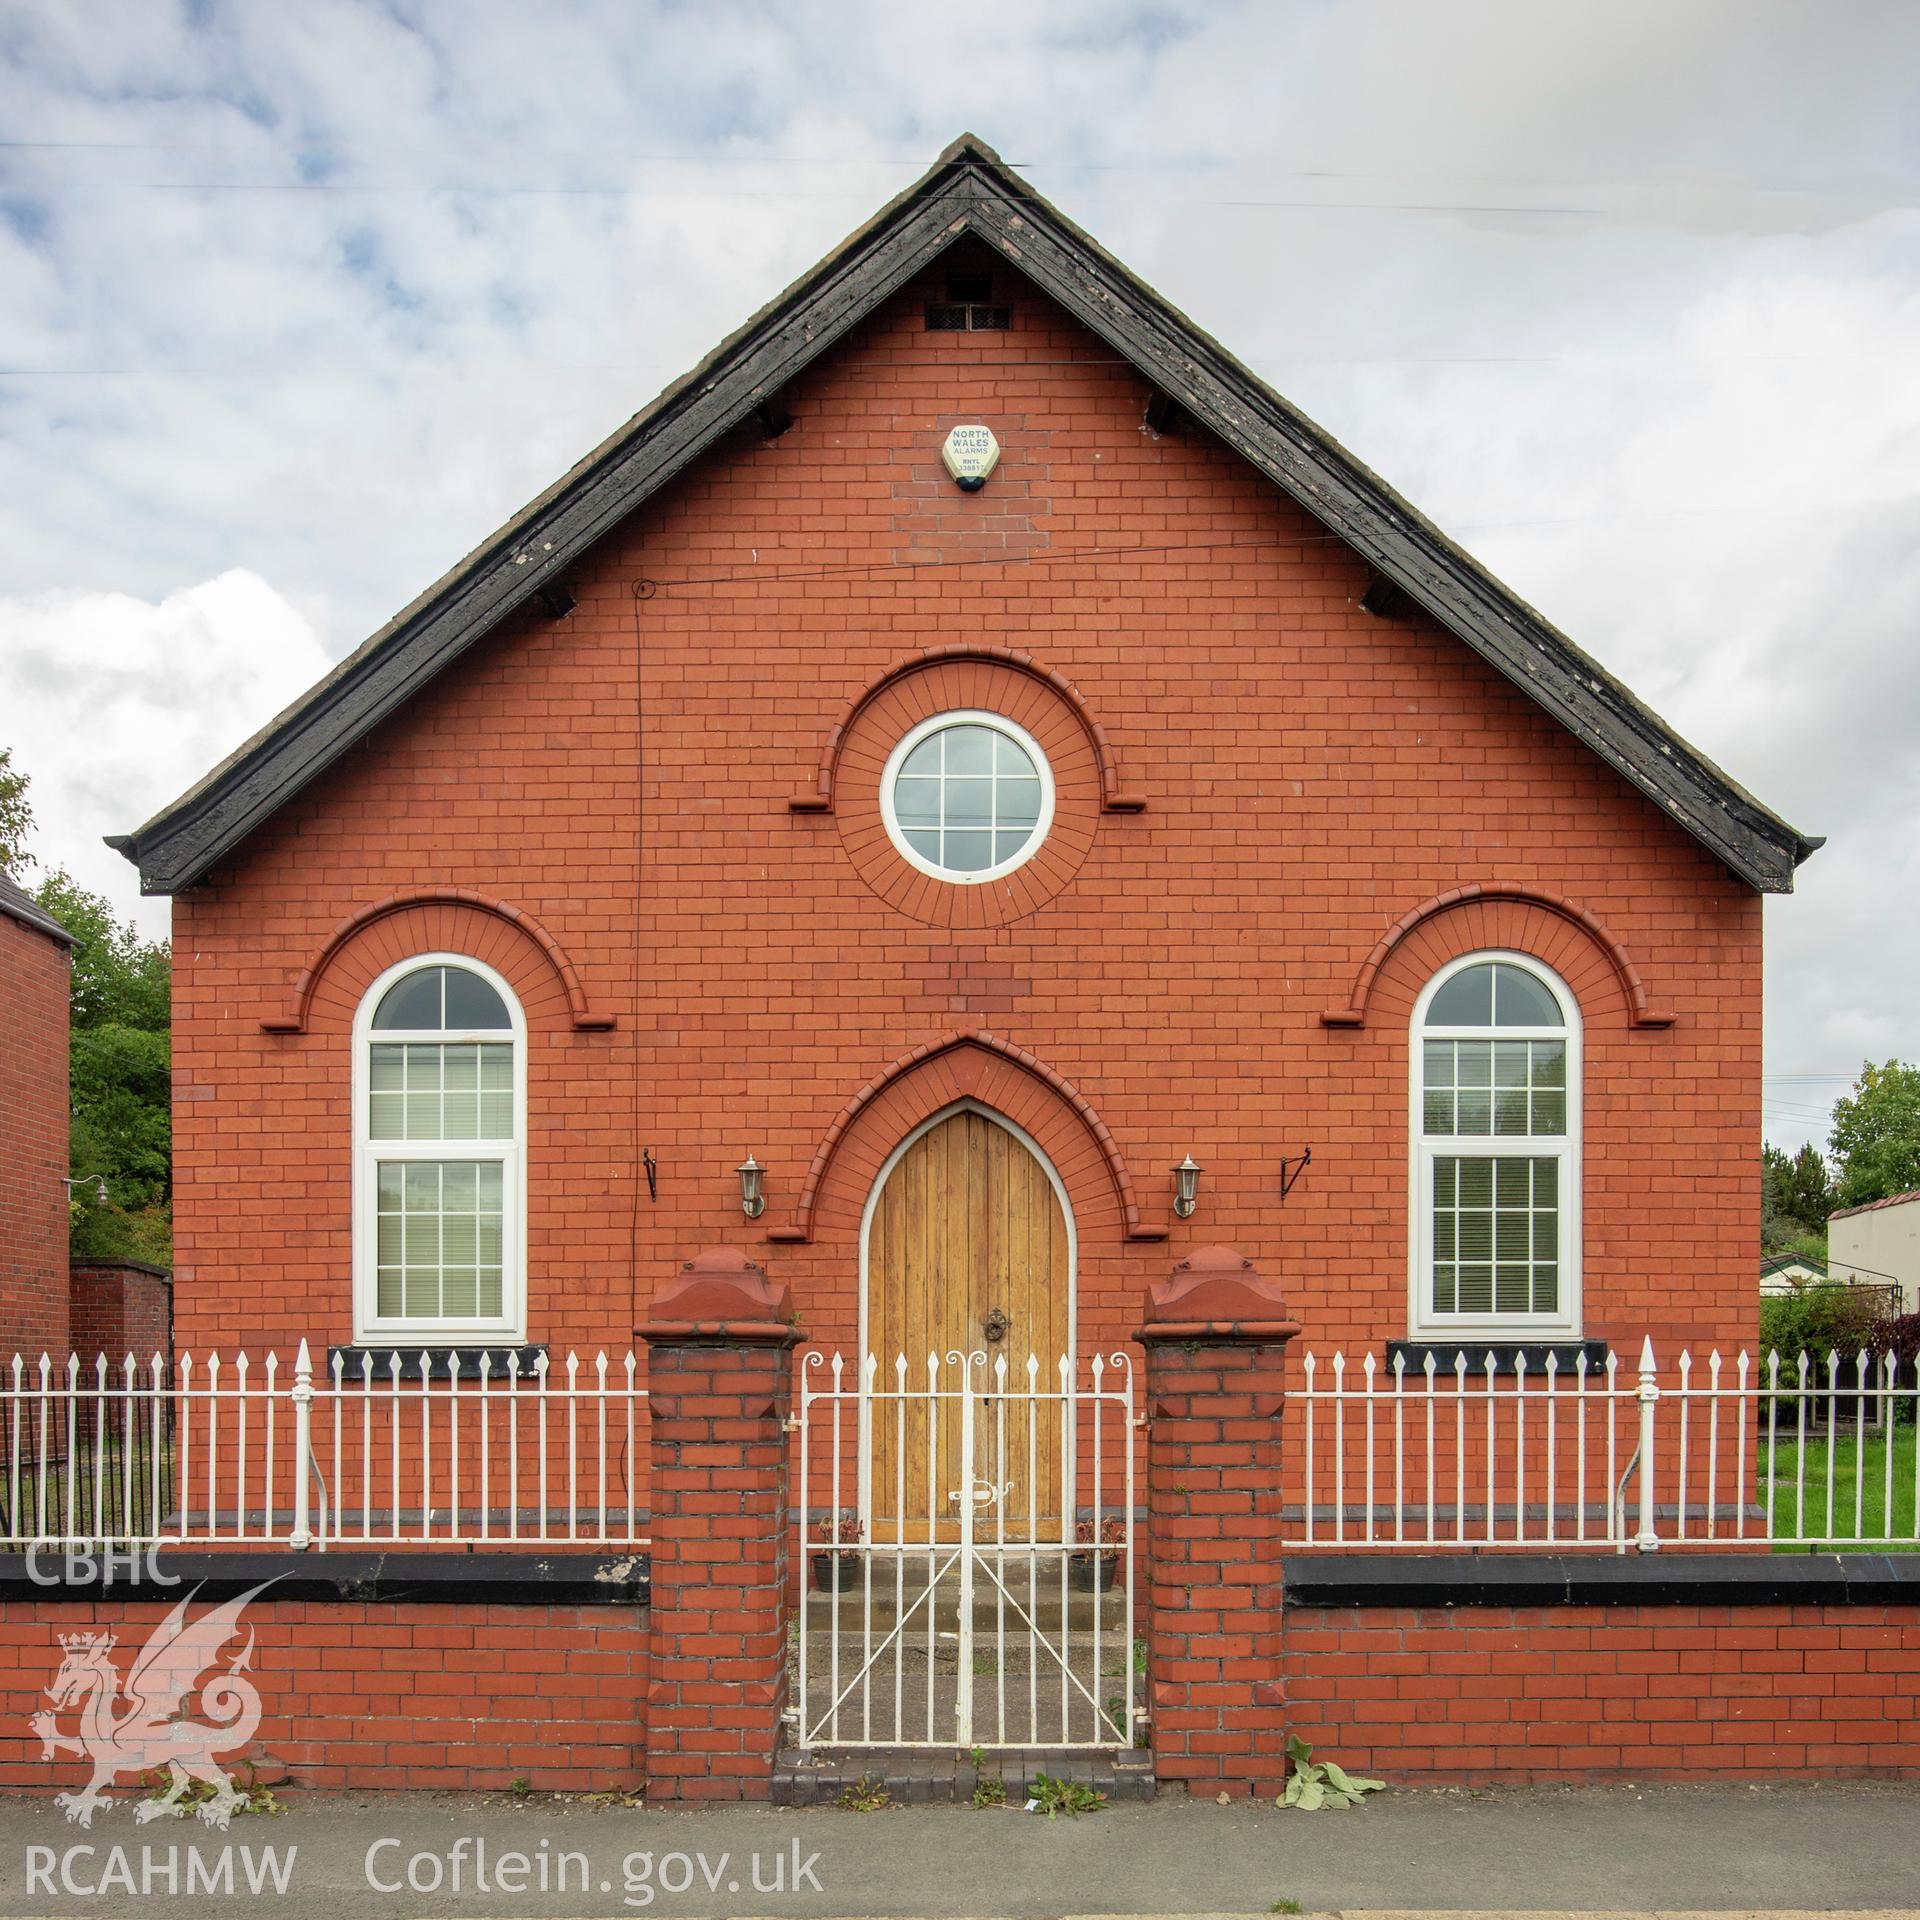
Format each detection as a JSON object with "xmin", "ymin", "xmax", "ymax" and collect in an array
[
  {"xmin": 71, "ymin": 136, "xmax": 1881, "ymax": 1801},
  {"xmin": 0, "ymin": 875, "xmax": 73, "ymax": 1365}
]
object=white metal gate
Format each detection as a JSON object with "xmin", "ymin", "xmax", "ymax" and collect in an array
[{"xmin": 793, "ymin": 1348, "xmax": 1137, "ymax": 1750}]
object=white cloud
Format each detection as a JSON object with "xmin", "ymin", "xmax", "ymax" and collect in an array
[
  {"xmin": 0, "ymin": 0, "xmax": 1916, "ymax": 1151},
  {"xmin": 0, "ymin": 571, "xmax": 332, "ymax": 935}
]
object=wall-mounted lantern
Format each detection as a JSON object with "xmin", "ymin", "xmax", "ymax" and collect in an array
[
  {"xmin": 61, "ymin": 1175, "xmax": 108, "ymax": 1205},
  {"xmin": 737, "ymin": 1155, "xmax": 766, "ymax": 1220},
  {"xmin": 1172, "ymin": 1154, "xmax": 1202, "ymax": 1219}
]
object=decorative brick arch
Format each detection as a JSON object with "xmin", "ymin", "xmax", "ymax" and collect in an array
[
  {"xmin": 767, "ymin": 1029, "xmax": 1167, "ymax": 1246},
  {"xmin": 1318, "ymin": 883, "xmax": 1674, "ymax": 1031},
  {"xmin": 788, "ymin": 645, "xmax": 1145, "ymax": 814},
  {"xmin": 260, "ymin": 888, "xmax": 615, "ymax": 1034}
]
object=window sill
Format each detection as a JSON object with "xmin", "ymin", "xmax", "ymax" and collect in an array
[
  {"xmin": 328, "ymin": 1344, "xmax": 548, "ymax": 1383},
  {"xmin": 1386, "ymin": 1338, "xmax": 1609, "ymax": 1378}
]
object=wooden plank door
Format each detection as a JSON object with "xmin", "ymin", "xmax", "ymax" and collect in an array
[{"xmin": 866, "ymin": 1108, "xmax": 1070, "ymax": 1535}]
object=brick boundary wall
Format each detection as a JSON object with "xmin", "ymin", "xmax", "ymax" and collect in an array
[
  {"xmin": 1283, "ymin": 1602, "xmax": 1920, "ymax": 1779},
  {"xmin": 68, "ymin": 1259, "xmax": 172, "ymax": 1371},
  {"xmin": 1282, "ymin": 1558, "xmax": 1920, "ymax": 1781},
  {"xmin": 0, "ymin": 1557, "xmax": 648, "ymax": 1795}
]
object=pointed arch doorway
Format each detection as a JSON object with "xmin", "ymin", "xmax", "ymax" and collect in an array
[{"xmin": 858, "ymin": 1101, "xmax": 1074, "ymax": 1535}]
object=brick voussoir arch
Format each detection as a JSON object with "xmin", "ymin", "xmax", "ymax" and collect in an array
[
  {"xmin": 788, "ymin": 644, "xmax": 1147, "ymax": 814},
  {"xmin": 261, "ymin": 887, "xmax": 615, "ymax": 1034},
  {"xmin": 1319, "ymin": 883, "xmax": 1674, "ymax": 1031},
  {"xmin": 768, "ymin": 1028, "xmax": 1167, "ymax": 1244}
]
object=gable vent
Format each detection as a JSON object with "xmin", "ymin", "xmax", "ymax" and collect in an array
[{"xmin": 926, "ymin": 269, "xmax": 1009, "ymax": 331}]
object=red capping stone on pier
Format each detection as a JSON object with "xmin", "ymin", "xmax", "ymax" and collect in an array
[
  {"xmin": 638, "ymin": 1248, "xmax": 800, "ymax": 1802},
  {"xmin": 1136, "ymin": 1248, "xmax": 1301, "ymax": 1798}
]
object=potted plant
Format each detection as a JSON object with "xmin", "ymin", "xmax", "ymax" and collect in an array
[
  {"xmin": 811, "ymin": 1508, "xmax": 863, "ymax": 1590},
  {"xmin": 1071, "ymin": 1514, "xmax": 1125, "ymax": 1591}
]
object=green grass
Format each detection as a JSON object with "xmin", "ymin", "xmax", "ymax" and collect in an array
[{"xmin": 1762, "ymin": 1421, "xmax": 1920, "ymax": 1550}]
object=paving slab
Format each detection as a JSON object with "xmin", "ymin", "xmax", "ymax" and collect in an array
[{"xmin": 0, "ymin": 1783, "xmax": 1913, "ymax": 1917}]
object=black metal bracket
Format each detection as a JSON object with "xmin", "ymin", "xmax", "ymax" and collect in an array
[
  {"xmin": 642, "ymin": 1149, "xmax": 658, "ymax": 1201},
  {"xmin": 1279, "ymin": 1146, "xmax": 1313, "ymax": 1201}
]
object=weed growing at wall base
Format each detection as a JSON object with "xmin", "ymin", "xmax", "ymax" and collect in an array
[{"xmin": 1279, "ymin": 1736, "xmax": 1385, "ymax": 1811}]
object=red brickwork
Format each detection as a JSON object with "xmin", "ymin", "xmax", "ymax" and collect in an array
[
  {"xmin": 641, "ymin": 1255, "xmax": 798, "ymax": 1801},
  {"xmin": 0, "ymin": 1599, "xmax": 645, "ymax": 1793},
  {"xmin": 0, "ymin": 911, "xmax": 71, "ymax": 1366},
  {"xmin": 1142, "ymin": 1339, "xmax": 1297, "ymax": 1795},
  {"xmin": 68, "ymin": 1260, "xmax": 172, "ymax": 1370},
  {"xmin": 1283, "ymin": 1602, "xmax": 1920, "ymax": 1779},
  {"xmin": 165, "ymin": 260, "xmax": 1763, "ymax": 1476}
]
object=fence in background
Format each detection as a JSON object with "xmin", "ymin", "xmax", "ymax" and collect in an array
[
  {"xmin": 0, "ymin": 1345, "xmax": 650, "ymax": 1549},
  {"xmin": 1289, "ymin": 1340, "xmax": 1920, "ymax": 1551}
]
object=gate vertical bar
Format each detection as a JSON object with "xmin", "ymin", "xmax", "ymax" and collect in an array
[
  {"xmin": 1121, "ymin": 1351, "xmax": 1136, "ymax": 1750},
  {"xmin": 955, "ymin": 1354, "xmax": 976, "ymax": 1747},
  {"xmin": 797, "ymin": 1352, "xmax": 812, "ymax": 1747}
]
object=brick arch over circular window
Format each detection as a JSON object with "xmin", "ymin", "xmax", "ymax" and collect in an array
[
  {"xmin": 260, "ymin": 888, "xmax": 615, "ymax": 1035},
  {"xmin": 1318, "ymin": 883, "xmax": 1674, "ymax": 1032},
  {"xmin": 767, "ymin": 1029, "xmax": 1169, "ymax": 1246},
  {"xmin": 791, "ymin": 645, "xmax": 1145, "ymax": 816},
  {"xmin": 797, "ymin": 649, "xmax": 1142, "ymax": 930}
]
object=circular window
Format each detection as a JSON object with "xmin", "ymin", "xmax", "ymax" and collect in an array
[{"xmin": 879, "ymin": 710, "xmax": 1056, "ymax": 883}]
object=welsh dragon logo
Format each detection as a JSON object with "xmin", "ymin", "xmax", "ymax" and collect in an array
[{"xmin": 30, "ymin": 1580, "xmax": 273, "ymax": 1828}]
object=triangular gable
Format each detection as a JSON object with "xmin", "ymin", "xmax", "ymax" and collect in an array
[{"xmin": 111, "ymin": 134, "xmax": 1817, "ymax": 894}]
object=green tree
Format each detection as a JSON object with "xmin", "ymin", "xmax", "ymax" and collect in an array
[
  {"xmin": 0, "ymin": 746, "xmax": 34, "ymax": 881},
  {"xmin": 1829, "ymin": 1060, "xmax": 1920, "ymax": 1211},
  {"xmin": 1762, "ymin": 1140, "xmax": 1835, "ymax": 1254},
  {"xmin": 33, "ymin": 870, "xmax": 172, "ymax": 1266}
]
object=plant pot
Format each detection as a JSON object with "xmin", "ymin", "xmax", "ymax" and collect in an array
[
  {"xmin": 1070, "ymin": 1553, "xmax": 1120, "ymax": 1592},
  {"xmin": 811, "ymin": 1550, "xmax": 862, "ymax": 1591}
]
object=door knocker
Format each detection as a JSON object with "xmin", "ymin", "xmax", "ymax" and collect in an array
[{"xmin": 981, "ymin": 1307, "xmax": 1010, "ymax": 1344}]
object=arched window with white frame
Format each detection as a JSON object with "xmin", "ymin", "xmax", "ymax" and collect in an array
[
  {"xmin": 353, "ymin": 954, "xmax": 527, "ymax": 1343},
  {"xmin": 1410, "ymin": 952, "xmax": 1581, "ymax": 1338}
]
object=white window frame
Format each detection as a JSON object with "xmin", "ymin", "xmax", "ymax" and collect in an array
[
  {"xmin": 351, "ymin": 952, "xmax": 528, "ymax": 1344},
  {"xmin": 878, "ymin": 708, "xmax": 1057, "ymax": 885},
  {"xmin": 1407, "ymin": 949, "xmax": 1582, "ymax": 1340}
]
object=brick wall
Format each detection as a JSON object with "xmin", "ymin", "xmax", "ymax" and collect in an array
[
  {"xmin": 166, "ymin": 258, "xmax": 1764, "ymax": 1416},
  {"xmin": 1139, "ymin": 1313, "xmax": 1294, "ymax": 1796},
  {"xmin": 69, "ymin": 1260, "xmax": 172, "ymax": 1370},
  {"xmin": 1284, "ymin": 1600, "xmax": 1920, "ymax": 1779},
  {"xmin": 0, "ymin": 912, "xmax": 70, "ymax": 1366},
  {"xmin": 4, "ymin": 1583, "xmax": 1915, "ymax": 1793},
  {"xmin": 0, "ymin": 1598, "xmax": 646, "ymax": 1793},
  {"xmin": 642, "ymin": 1338, "xmax": 794, "ymax": 1800}
]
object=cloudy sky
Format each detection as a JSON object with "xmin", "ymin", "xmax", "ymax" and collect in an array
[{"xmin": 2, "ymin": 0, "xmax": 1915, "ymax": 1153}]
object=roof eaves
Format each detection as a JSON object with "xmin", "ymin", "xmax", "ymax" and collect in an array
[
  {"xmin": 111, "ymin": 132, "xmax": 1817, "ymax": 897},
  {"xmin": 0, "ymin": 874, "xmax": 75, "ymax": 947},
  {"xmin": 113, "ymin": 139, "xmax": 1004, "ymax": 896},
  {"xmin": 1829, "ymin": 1188, "xmax": 1920, "ymax": 1222}
]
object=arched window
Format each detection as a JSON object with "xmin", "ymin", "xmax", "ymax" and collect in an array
[
  {"xmin": 353, "ymin": 955, "xmax": 526, "ymax": 1342},
  {"xmin": 1410, "ymin": 952, "xmax": 1581, "ymax": 1337}
]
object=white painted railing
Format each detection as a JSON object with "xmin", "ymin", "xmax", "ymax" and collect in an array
[
  {"xmin": 10, "ymin": 1338, "xmax": 1911, "ymax": 1560},
  {"xmin": 1289, "ymin": 1340, "xmax": 1920, "ymax": 1551},
  {"xmin": 0, "ymin": 1345, "xmax": 650, "ymax": 1549}
]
